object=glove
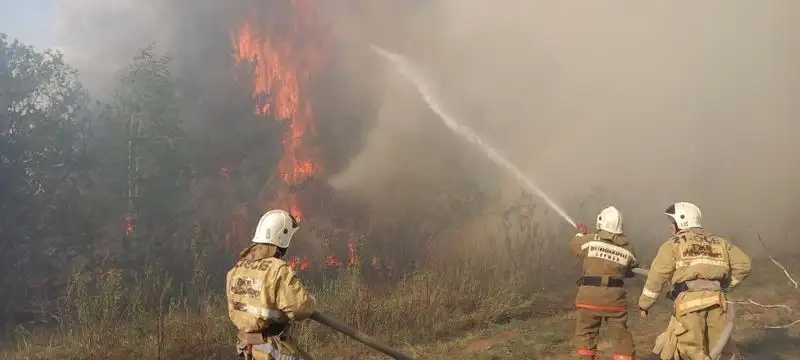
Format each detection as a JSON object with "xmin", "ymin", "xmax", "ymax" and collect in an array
[
  {"xmin": 261, "ymin": 322, "xmax": 288, "ymax": 337},
  {"xmin": 576, "ymin": 223, "xmax": 587, "ymax": 235},
  {"xmin": 261, "ymin": 309, "xmax": 290, "ymax": 337},
  {"xmin": 639, "ymin": 307, "xmax": 649, "ymax": 320}
]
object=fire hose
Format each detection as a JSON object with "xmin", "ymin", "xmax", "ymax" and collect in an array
[
  {"xmin": 309, "ymin": 312, "xmax": 416, "ymax": 360},
  {"xmin": 630, "ymin": 267, "xmax": 734, "ymax": 360},
  {"xmin": 256, "ymin": 309, "xmax": 415, "ymax": 359}
]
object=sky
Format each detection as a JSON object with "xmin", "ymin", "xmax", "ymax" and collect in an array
[{"xmin": 0, "ymin": 0, "xmax": 56, "ymax": 49}]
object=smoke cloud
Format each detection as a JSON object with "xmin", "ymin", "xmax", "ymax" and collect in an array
[
  {"xmin": 53, "ymin": 0, "xmax": 243, "ymax": 97},
  {"xmin": 52, "ymin": 0, "xmax": 800, "ymax": 254},
  {"xmin": 331, "ymin": 0, "xmax": 800, "ymax": 252}
]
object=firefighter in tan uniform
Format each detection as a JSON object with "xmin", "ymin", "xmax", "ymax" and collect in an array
[
  {"xmin": 227, "ymin": 209, "xmax": 316, "ymax": 360},
  {"xmin": 570, "ymin": 206, "xmax": 638, "ymax": 360},
  {"xmin": 638, "ymin": 202, "xmax": 752, "ymax": 360}
]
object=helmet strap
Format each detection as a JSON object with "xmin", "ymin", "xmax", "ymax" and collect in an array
[
  {"xmin": 239, "ymin": 244, "xmax": 258, "ymax": 259},
  {"xmin": 668, "ymin": 217, "xmax": 678, "ymax": 234}
]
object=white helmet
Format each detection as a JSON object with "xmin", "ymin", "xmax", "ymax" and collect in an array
[
  {"xmin": 665, "ymin": 202, "xmax": 702, "ymax": 230},
  {"xmin": 596, "ymin": 206, "xmax": 623, "ymax": 234},
  {"xmin": 251, "ymin": 210, "xmax": 299, "ymax": 248}
]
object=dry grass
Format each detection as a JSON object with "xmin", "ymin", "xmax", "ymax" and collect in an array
[
  {"xmin": 0, "ymin": 259, "xmax": 566, "ymax": 360},
  {"xmin": 2, "ymin": 225, "xmax": 798, "ymax": 359}
]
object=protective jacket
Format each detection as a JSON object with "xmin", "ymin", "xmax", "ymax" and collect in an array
[
  {"xmin": 638, "ymin": 228, "xmax": 752, "ymax": 315},
  {"xmin": 570, "ymin": 231, "xmax": 638, "ymax": 310},
  {"xmin": 227, "ymin": 244, "xmax": 316, "ymax": 359}
]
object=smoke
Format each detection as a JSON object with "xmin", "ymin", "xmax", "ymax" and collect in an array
[
  {"xmin": 49, "ymin": 0, "xmax": 489, "ymax": 248},
  {"xmin": 52, "ymin": 0, "xmax": 243, "ymax": 97},
  {"xmin": 329, "ymin": 0, "xmax": 800, "ymax": 251},
  {"xmin": 52, "ymin": 0, "xmax": 800, "ymax": 253}
]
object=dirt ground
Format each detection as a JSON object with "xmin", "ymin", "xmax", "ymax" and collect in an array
[
  {"xmin": 431, "ymin": 269, "xmax": 799, "ymax": 360},
  {"xmin": 314, "ymin": 261, "xmax": 799, "ymax": 360}
]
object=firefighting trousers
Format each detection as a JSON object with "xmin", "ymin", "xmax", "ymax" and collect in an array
[
  {"xmin": 237, "ymin": 338, "xmax": 303, "ymax": 360},
  {"xmin": 675, "ymin": 305, "xmax": 726, "ymax": 360},
  {"xmin": 246, "ymin": 344, "xmax": 299, "ymax": 360},
  {"xmin": 573, "ymin": 308, "xmax": 635, "ymax": 359}
]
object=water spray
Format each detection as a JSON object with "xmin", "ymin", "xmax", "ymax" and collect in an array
[
  {"xmin": 370, "ymin": 45, "xmax": 577, "ymax": 228},
  {"xmin": 369, "ymin": 46, "xmax": 735, "ymax": 360}
]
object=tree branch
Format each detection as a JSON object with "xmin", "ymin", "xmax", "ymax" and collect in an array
[
  {"xmin": 726, "ymin": 233, "xmax": 799, "ymax": 329},
  {"xmin": 764, "ymin": 319, "xmax": 800, "ymax": 329},
  {"xmin": 757, "ymin": 232, "xmax": 798, "ymax": 289},
  {"xmin": 727, "ymin": 298, "xmax": 799, "ymax": 329},
  {"xmin": 727, "ymin": 298, "xmax": 795, "ymax": 313}
]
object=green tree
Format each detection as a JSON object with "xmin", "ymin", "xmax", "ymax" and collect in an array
[
  {"xmin": 0, "ymin": 36, "xmax": 290, "ymax": 322},
  {"xmin": 93, "ymin": 45, "xmax": 191, "ymax": 271},
  {"xmin": 0, "ymin": 34, "xmax": 92, "ymax": 320}
]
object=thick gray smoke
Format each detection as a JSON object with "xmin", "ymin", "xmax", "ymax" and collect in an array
[
  {"xmin": 53, "ymin": 0, "xmax": 800, "ymax": 253},
  {"xmin": 331, "ymin": 0, "xmax": 800, "ymax": 252},
  {"xmin": 53, "ymin": 0, "xmax": 244, "ymax": 97}
]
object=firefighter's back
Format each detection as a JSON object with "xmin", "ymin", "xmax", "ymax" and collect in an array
[
  {"xmin": 573, "ymin": 231, "xmax": 637, "ymax": 310},
  {"xmin": 227, "ymin": 255, "xmax": 287, "ymax": 332}
]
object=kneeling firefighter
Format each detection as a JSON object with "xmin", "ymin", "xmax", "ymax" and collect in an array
[
  {"xmin": 227, "ymin": 209, "xmax": 316, "ymax": 360},
  {"xmin": 570, "ymin": 206, "xmax": 638, "ymax": 360},
  {"xmin": 638, "ymin": 202, "xmax": 752, "ymax": 360}
]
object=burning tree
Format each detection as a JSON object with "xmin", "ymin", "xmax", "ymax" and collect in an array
[
  {"xmin": 230, "ymin": 0, "xmax": 365, "ymax": 272},
  {"xmin": 232, "ymin": 0, "xmax": 330, "ymax": 223},
  {"xmin": 226, "ymin": 0, "xmax": 500, "ymax": 279}
]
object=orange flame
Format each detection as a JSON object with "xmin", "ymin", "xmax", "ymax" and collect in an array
[
  {"xmin": 232, "ymin": 1, "xmax": 329, "ymax": 221},
  {"xmin": 324, "ymin": 255, "xmax": 343, "ymax": 267},
  {"xmin": 289, "ymin": 256, "xmax": 310, "ymax": 270},
  {"xmin": 284, "ymin": 249, "xmax": 382, "ymax": 272},
  {"xmin": 348, "ymin": 238, "xmax": 359, "ymax": 266},
  {"xmin": 230, "ymin": 2, "xmax": 376, "ymax": 270},
  {"xmin": 124, "ymin": 213, "xmax": 134, "ymax": 237}
]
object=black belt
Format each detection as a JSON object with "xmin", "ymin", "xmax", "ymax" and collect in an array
[
  {"xmin": 667, "ymin": 279, "xmax": 725, "ymax": 301},
  {"xmin": 667, "ymin": 281, "xmax": 689, "ymax": 300},
  {"xmin": 577, "ymin": 276, "xmax": 624, "ymax": 287}
]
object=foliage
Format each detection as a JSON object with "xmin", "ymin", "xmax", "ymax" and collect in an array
[
  {"xmin": 0, "ymin": 33, "xmax": 92, "ymax": 321},
  {"xmin": 0, "ymin": 34, "xmax": 289, "ymax": 327},
  {"xmin": 93, "ymin": 45, "xmax": 191, "ymax": 267}
]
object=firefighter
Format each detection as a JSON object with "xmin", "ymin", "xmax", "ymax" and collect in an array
[
  {"xmin": 226, "ymin": 209, "xmax": 316, "ymax": 360},
  {"xmin": 570, "ymin": 206, "xmax": 638, "ymax": 360},
  {"xmin": 638, "ymin": 202, "xmax": 752, "ymax": 360}
]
